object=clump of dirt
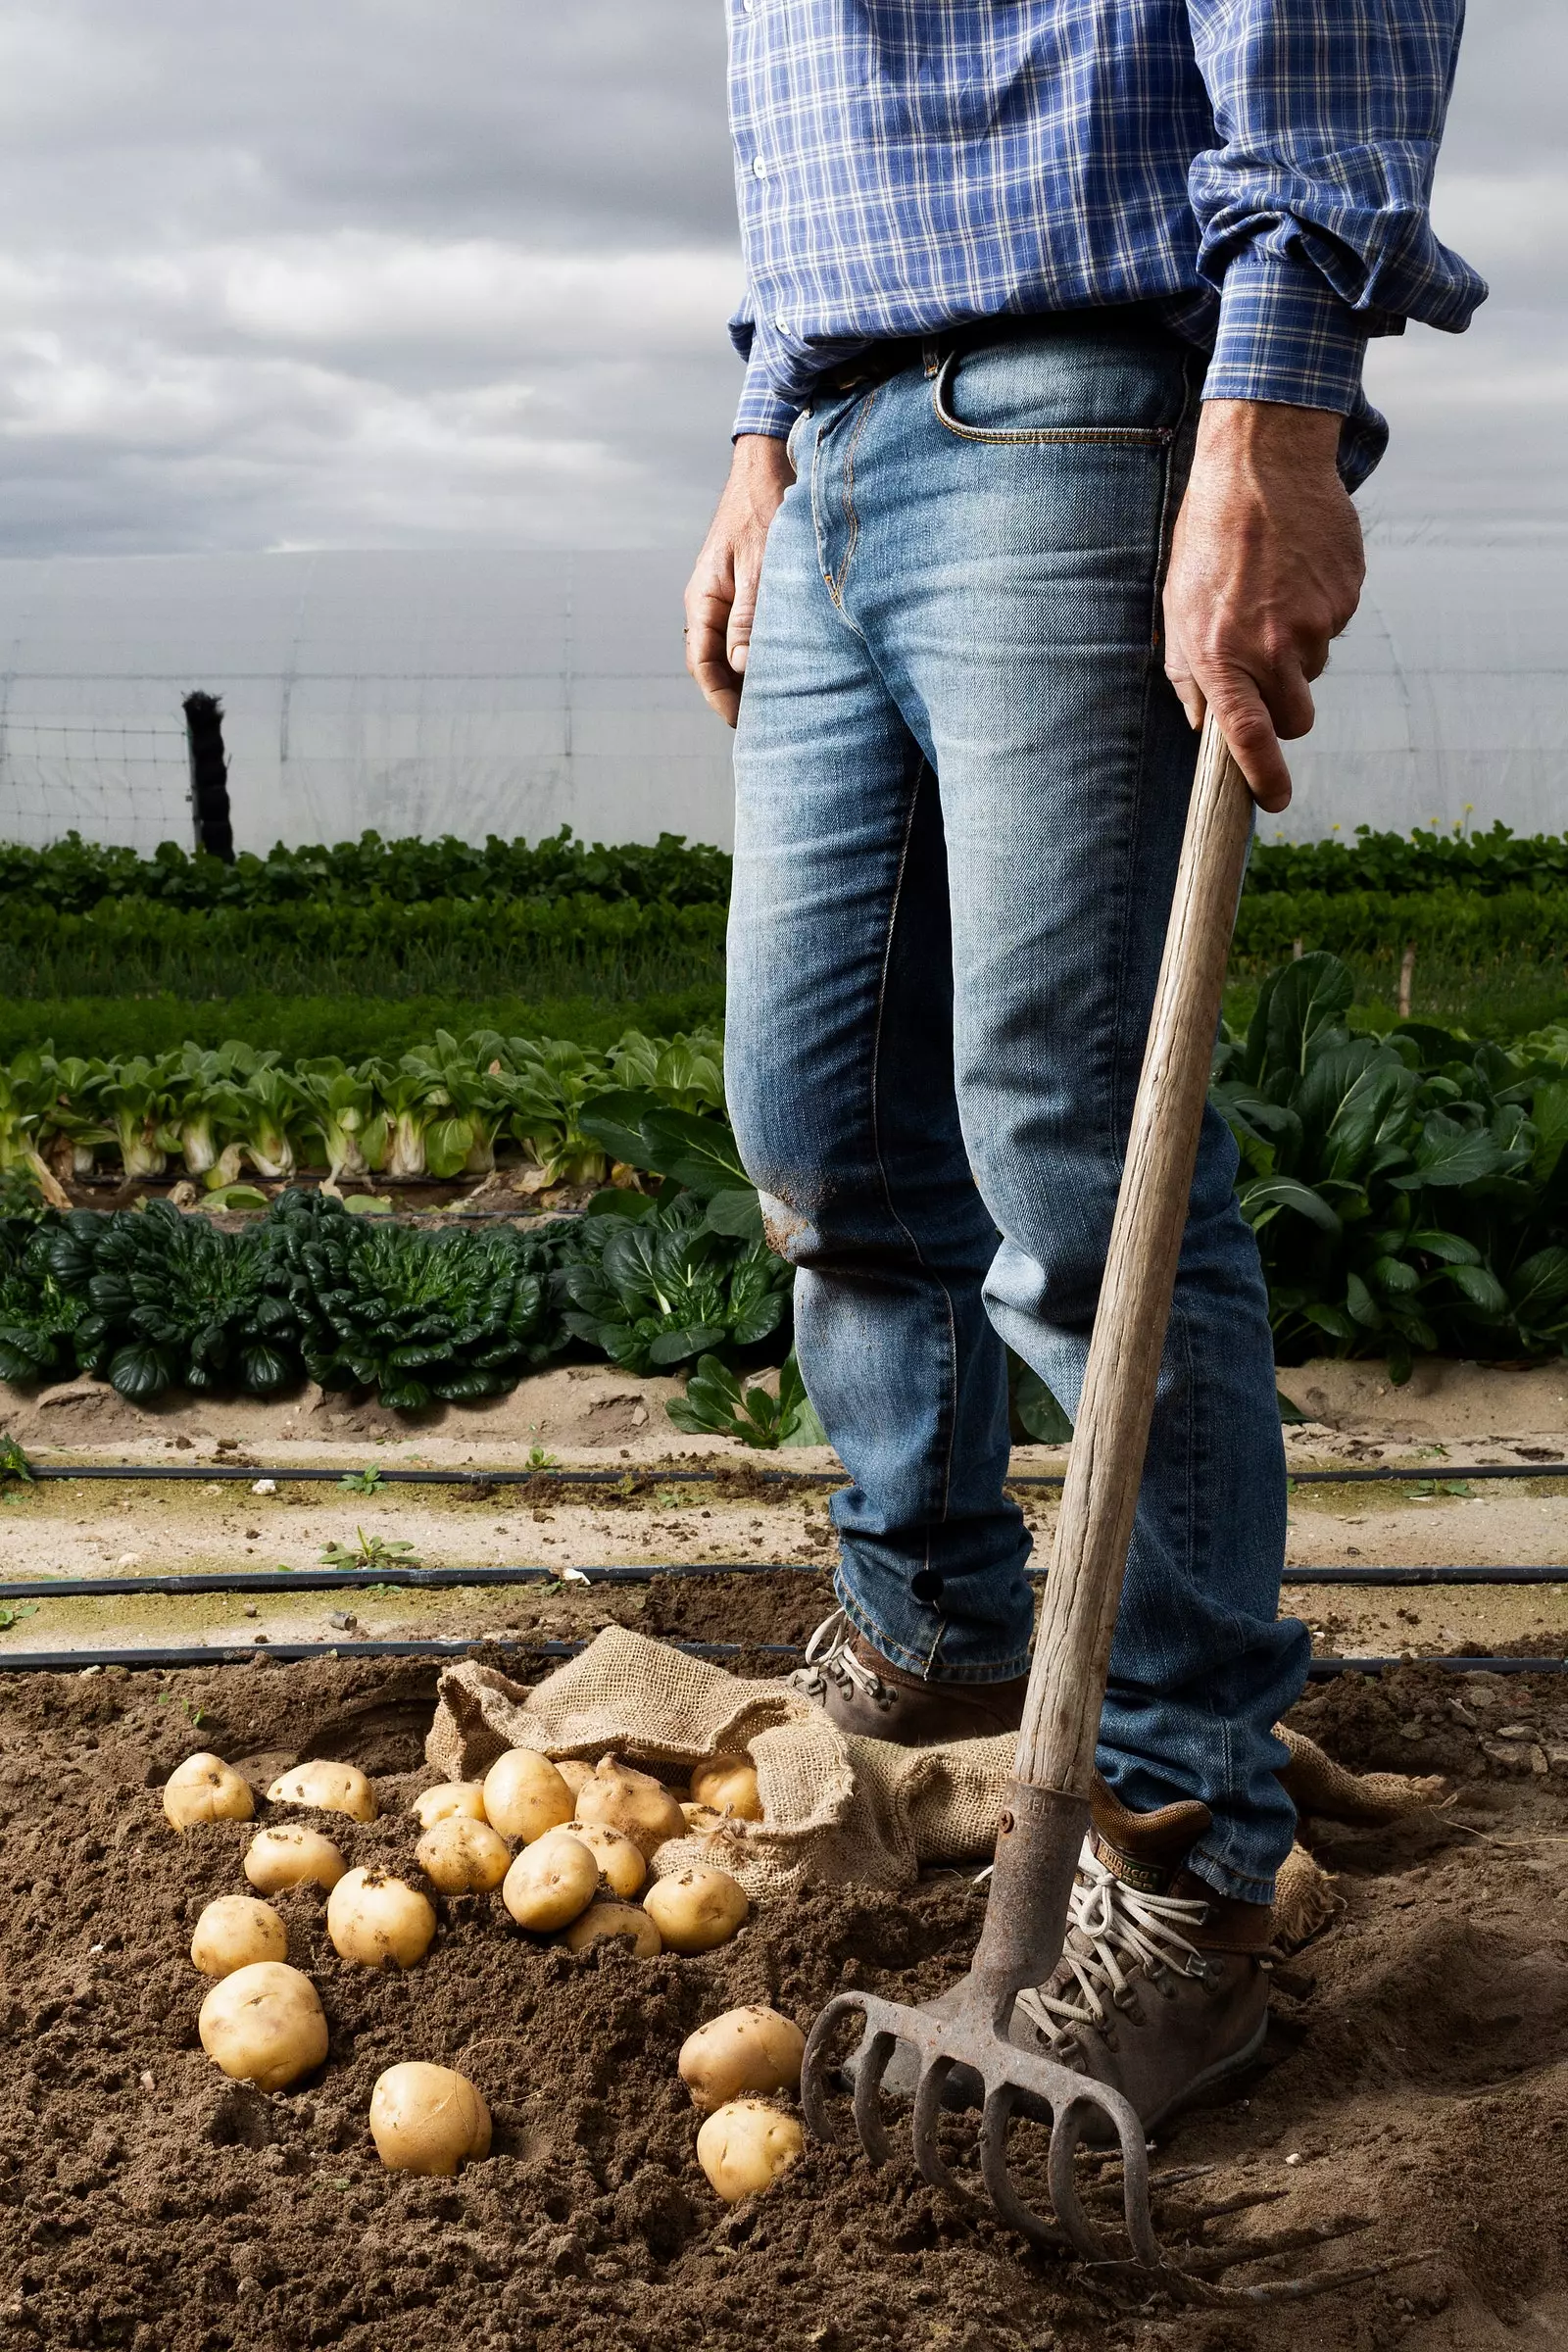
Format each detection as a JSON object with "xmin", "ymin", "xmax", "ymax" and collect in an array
[{"xmin": 2, "ymin": 1648, "xmax": 1567, "ymax": 2351}]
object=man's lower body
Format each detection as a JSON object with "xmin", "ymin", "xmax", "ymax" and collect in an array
[{"xmin": 725, "ymin": 312, "xmax": 1312, "ymax": 2113}]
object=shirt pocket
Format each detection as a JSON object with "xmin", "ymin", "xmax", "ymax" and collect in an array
[{"xmin": 931, "ymin": 329, "xmax": 1186, "ymax": 446}]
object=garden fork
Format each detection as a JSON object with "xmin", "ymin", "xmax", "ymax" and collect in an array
[{"xmin": 801, "ymin": 711, "xmax": 1256, "ymax": 2269}]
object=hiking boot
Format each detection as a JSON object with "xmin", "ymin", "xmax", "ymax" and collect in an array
[
  {"xmin": 789, "ymin": 1608, "xmax": 1029, "ymax": 1744},
  {"xmin": 872, "ymin": 1778, "xmax": 1273, "ymax": 2134}
]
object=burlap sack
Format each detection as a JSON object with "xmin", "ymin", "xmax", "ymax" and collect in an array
[
  {"xmin": 426, "ymin": 1625, "xmax": 1013, "ymax": 1895},
  {"xmin": 425, "ymin": 1627, "xmax": 1443, "ymax": 1923}
]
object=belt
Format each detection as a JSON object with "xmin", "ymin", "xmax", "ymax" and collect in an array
[{"xmin": 812, "ymin": 303, "xmax": 1173, "ymax": 401}]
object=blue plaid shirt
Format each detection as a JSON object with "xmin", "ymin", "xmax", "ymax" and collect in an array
[{"xmin": 727, "ymin": 0, "xmax": 1485, "ymax": 484}]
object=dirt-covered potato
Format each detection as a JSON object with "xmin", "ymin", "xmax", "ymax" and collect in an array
[
  {"xmin": 502, "ymin": 1829, "xmax": 599, "ymax": 1933},
  {"xmin": 268, "ymin": 1760, "xmax": 378, "ymax": 1823},
  {"xmin": 416, "ymin": 1815, "xmax": 512, "ymax": 1895},
  {"xmin": 644, "ymin": 1866, "xmax": 750, "ymax": 1954},
  {"xmin": 326, "ymin": 1868, "xmax": 436, "ymax": 1968},
  {"xmin": 198, "ymin": 1962, "xmax": 327, "ymax": 2091},
  {"xmin": 696, "ymin": 2100, "xmax": 804, "ymax": 2201},
  {"xmin": 561, "ymin": 1901, "xmax": 662, "ymax": 1957},
  {"xmin": 369, "ymin": 2063, "xmax": 492, "ymax": 2178},
  {"xmin": 411, "ymin": 1782, "xmax": 487, "ymax": 1831},
  {"xmin": 190, "ymin": 1895, "xmax": 288, "ymax": 1979},
  {"xmin": 689, "ymin": 1755, "xmax": 763, "ymax": 1822},
  {"xmin": 163, "ymin": 1752, "xmax": 255, "ymax": 1833},
  {"xmin": 244, "ymin": 1825, "xmax": 348, "ymax": 1895},
  {"xmin": 573, "ymin": 1757, "xmax": 686, "ymax": 1861},
  {"xmin": 482, "ymin": 1750, "xmax": 575, "ymax": 1843},
  {"xmin": 555, "ymin": 1759, "xmax": 594, "ymax": 1796},
  {"xmin": 567, "ymin": 1823, "xmax": 647, "ymax": 1897},
  {"xmin": 680, "ymin": 1803, "xmax": 733, "ymax": 1837},
  {"xmin": 678, "ymin": 2007, "xmax": 806, "ymax": 2114}
]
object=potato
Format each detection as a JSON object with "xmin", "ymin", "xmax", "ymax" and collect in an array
[
  {"xmin": 644, "ymin": 1866, "xmax": 750, "ymax": 1954},
  {"xmin": 561, "ymin": 1901, "xmax": 662, "ymax": 1958},
  {"xmin": 412, "ymin": 1782, "xmax": 487, "ymax": 1831},
  {"xmin": 198, "ymin": 1962, "xmax": 327, "ymax": 2091},
  {"xmin": 164, "ymin": 1751, "xmax": 255, "ymax": 1832},
  {"xmin": 244, "ymin": 1825, "xmax": 348, "ymax": 1895},
  {"xmin": 678, "ymin": 2007, "xmax": 806, "ymax": 2115},
  {"xmin": 696, "ymin": 2100, "xmax": 804, "ymax": 2202},
  {"xmin": 268, "ymin": 1760, "xmax": 378, "ymax": 1823},
  {"xmin": 680, "ymin": 1803, "xmax": 733, "ymax": 1837},
  {"xmin": 689, "ymin": 1755, "xmax": 763, "ymax": 1823},
  {"xmin": 326, "ymin": 1868, "xmax": 436, "ymax": 1969},
  {"xmin": 568, "ymin": 1823, "xmax": 647, "ymax": 1897},
  {"xmin": 369, "ymin": 2062, "xmax": 490, "ymax": 2177},
  {"xmin": 369, "ymin": 2062, "xmax": 491, "ymax": 2178},
  {"xmin": 190, "ymin": 1895, "xmax": 287, "ymax": 1979},
  {"xmin": 555, "ymin": 1759, "xmax": 594, "ymax": 1796},
  {"xmin": 502, "ymin": 1829, "xmax": 599, "ymax": 1933},
  {"xmin": 483, "ymin": 1749, "xmax": 575, "ymax": 1843},
  {"xmin": 574, "ymin": 1757, "xmax": 686, "ymax": 1861},
  {"xmin": 416, "ymin": 1815, "xmax": 512, "ymax": 1895}
]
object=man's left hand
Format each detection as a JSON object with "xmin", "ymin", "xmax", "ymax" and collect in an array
[{"xmin": 1162, "ymin": 399, "xmax": 1365, "ymax": 814}]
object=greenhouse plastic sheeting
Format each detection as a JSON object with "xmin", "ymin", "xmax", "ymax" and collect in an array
[{"xmin": 0, "ymin": 540, "xmax": 1562, "ymax": 853}]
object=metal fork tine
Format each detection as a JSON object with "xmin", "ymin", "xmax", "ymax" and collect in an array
[
  {"xmin": 978, "ymin": 2085, "xmax": 1074, "ymax": 2255},
  {"xmin": 910, "ymin": 2054, "xmax": 968, "ymax": 2204},
  {"xmin": 850, "ymin": 2024, "xmax": 899, "ymax": 2166},
  {"xmin": 800, "ymin": 1992, "xmax": 866, "ymax": 2145},
  {"xmin": 1044, "ymin": 2096, "xmax": 1114, "ymax": 2263}
]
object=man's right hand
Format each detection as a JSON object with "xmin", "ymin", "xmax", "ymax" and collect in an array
[{"xmin": 684, "ymin": 433, "xmax": 795, "ymax": 726}]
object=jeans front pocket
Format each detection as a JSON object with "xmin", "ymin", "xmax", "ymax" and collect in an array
[{"xmin": 931, "ymin": 331, "xmax": 1184, "ymax": 447}]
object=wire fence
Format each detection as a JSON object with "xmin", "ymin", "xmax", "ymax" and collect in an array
[{"xmin": 0, "ymin": 718, "xmax": 193, "ymax": 853}]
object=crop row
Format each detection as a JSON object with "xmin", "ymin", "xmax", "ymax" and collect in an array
[
  {"xmin": 0, "ymin": 1028, "xmax": 728, "ymax": 1195},
  {"xmin": 1232, "ymin": 886, "xmax": 1568, "ymax": 966},
  {"xmin": 7, "ymin": 886, "xmax": 1565, "ymax": 1013},
  {"xmin": 0, "ymin": 827, "xmax": 731, "ymax": 913},
  {"xmin": 1246, "ymin": 820, "xmax": 1568, "ymax": 900},
  {"xmin": 4, "ymin": 953, "xmax": 1568, "ymax": 1404},
  {"xmin": 5, "ymin": 818, "xmax": 1565, "ymax": 916}
]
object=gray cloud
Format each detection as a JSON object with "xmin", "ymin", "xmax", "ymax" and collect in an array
[{"xmin": 0, "ymin": 0, "xmax": 1555, "ymax": 555}]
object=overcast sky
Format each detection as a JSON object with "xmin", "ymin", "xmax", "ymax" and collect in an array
[{"xmin": 0, "ymin": 0, "xmax": 1558, "ymax": 557}]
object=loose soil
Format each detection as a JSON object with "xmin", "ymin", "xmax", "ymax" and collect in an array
[{"xmin": 3, "ymin": 1643, "xmax": 1568, "ymax": 2352}]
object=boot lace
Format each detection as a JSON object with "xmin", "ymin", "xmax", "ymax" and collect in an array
[
  {"xmin": 1014, "ymin": 1842, "xmax": 1213, "ymax": 2050},
  {"xmin": 789, "ymin": 1608, "xmax": 891, "ymax": 1711}
]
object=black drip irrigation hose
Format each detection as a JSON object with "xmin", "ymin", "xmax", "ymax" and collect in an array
[
  {"xmin": 11, "ymin": 1458, "xmax": 1567, "ymax": 1491},
  {"xmin": 0, "ymin": 1639, "xmax": 1562, "ymax": 1679},
  {"xmin": 4, "ymin": 1559, "xmax": 1567, "ymax": 1604}
]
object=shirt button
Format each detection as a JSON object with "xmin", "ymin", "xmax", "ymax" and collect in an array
[
  {"xmin": 752, "ymin": 156, "xmax": 767, "ymax": 178},
  {"xmin": 774, "ymin": 316, "xmax": 791, "ymax": 334}
]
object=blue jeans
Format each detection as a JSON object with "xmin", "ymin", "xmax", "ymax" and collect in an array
[{"xmin": 725, "ymin": 315, "xmax": 1310, "ymax": 1903}]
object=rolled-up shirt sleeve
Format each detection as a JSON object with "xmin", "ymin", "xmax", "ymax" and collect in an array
[
  {"xmin": 729, "ymin": 300, "xmax": 801, "ymax": 441},
  {"xmin": 1185, "ymin": 0, "xmax": 1487, "ymax": 434}
]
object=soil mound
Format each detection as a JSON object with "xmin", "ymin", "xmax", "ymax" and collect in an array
[{"xmin": 1, "ymin": 1653, "xmax": 1566, "ymax": 2349}]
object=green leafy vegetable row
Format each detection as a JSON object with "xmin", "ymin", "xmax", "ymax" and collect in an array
[
  {"xmin": 0, "ymin": 1028, "xmax": 729, "ymax": 1197},
  {"xmin": 1247, "ymin": 820, "xmax": 1568, "ymax": 901},
  {"xmin": 0, "ymin": 1182, "xmax": 792, "ymax": 1412},
  {"xmin": 1232, "ymin": 887, "xmax": 1568, "ymax": 968},
  {"xmin": 8, "ymin": 815, "xmax": 1563, "ymax": 918},
  {"xmin": 0, "ymin": 827, "xmax": 732, "ymax": 913},
  {"xmin": 0, "ymin": 893, "xmax": 727, "ymax": 1004}
]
